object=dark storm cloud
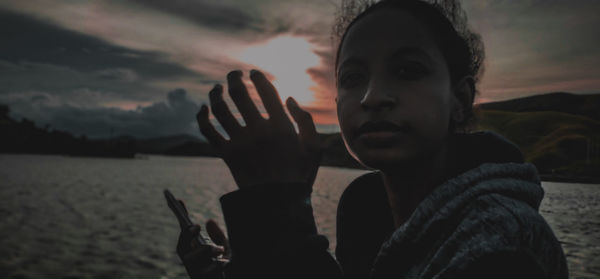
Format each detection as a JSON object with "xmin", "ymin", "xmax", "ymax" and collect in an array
[
  {"xmin": 0, "ymin": 60, "xmax": 149, "ymax": 103},
  {"xmin": 0, "ymin": 8, "xmax": 217, "ymax": 125},
  {"xmin": 9, "ymin": 89, "xmax": 202, "ymax": 139},
  {"xmin": 0, "ymin": 9, "xmax": 197, "ymax": 79},
  {"xmin": 128, "ymin": 0, "xmax": 263, "ymax": 32}
]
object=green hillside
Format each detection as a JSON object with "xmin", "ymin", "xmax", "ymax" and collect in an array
[
  {"xmin": 476, "ymin": 110, "xmax": 600, "ymax": 180},
  {"xmin": 478, "ymin": 92, "xmax": 600, "ymax": 121}
]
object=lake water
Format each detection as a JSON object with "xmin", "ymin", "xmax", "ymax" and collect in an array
[{"xmin": 0, "ymin": 154, "xmax": 598, "ymax": 279}]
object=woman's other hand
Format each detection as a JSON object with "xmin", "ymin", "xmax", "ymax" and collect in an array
[
  {"xmin": 177, "ymin": 217, "xmax": 230, "ymax": 278},
  {"xmin": 176, "ymin": 220, "xmax": 230, "ymax": 262},
  {"xmin": 196, "ymin": 70, "xmax": 321, "ymax": 189}
]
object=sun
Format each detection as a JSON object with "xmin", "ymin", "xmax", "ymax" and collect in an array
[{"xmin": 236, "ymin": 35, "xmax": 321, "ymax": 105}]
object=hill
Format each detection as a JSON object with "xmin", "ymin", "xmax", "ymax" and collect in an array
[
  {"xmin": 0, "ymin": 104, "xmax": 135, "ymax": 158},
  {"xmin": 475, "ymin": 92, "xmax": 600, "ymax": 182},
  {"xmin": 479, "ymin": 92, "xmax": 600, "ymax": 121},
  {"xmin": 476, "ymin": 110, "xmax": 599, "ymax": 181}
]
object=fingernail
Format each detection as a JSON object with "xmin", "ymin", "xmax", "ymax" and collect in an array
[
  {"xmin": 227, "ymin": 70, "xmax": 242, "ymax": 79},
  {"xmin": 250, "ymin": 69, "xmax": 259, "ymax": 77},
  {"xmin": 210, "ymin": 85, "xmax": 223, "ymax": 101},
  {"xmin": 210, "ymin": 85, "xmax": 221, "ymax": 95},
  {"xmin": 287, "ymin": 97, "xmax": 298, "ymax": 106}
]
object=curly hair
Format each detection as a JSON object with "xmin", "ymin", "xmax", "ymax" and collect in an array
[{"xmin": 332, "ymin": 0, "xmax": 485, "ymax": 130}]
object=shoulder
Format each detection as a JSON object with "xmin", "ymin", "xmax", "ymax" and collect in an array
[
  {"xmin": 420, "ymin": 162, "xmax": 567, "ymax": 278},
  {"xmin": 341, "ymin": 171, "xmax": 383, "ymax": 196},
  {"xmin": 442, "ymin": 249, "xmax": 549, "ymax": 279},
  {"xmin": 454, "ymin": 166, "xmax": 549, "ymax": 242},
  {"xmin": 446, "ymin": 186, "xmax": 568, "ymax": 278},
  {"xmin": 337, "ymin": 171, "xmax": 384, "ymax": 212}
]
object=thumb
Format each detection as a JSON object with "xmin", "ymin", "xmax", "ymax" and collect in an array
[
  {"xmin": 286, "ymin": 97, "xmax": 319, "ymax": 148},
  {"xmin": 206, "ymin": 219, "xmax": 229, "ymax": 256}
]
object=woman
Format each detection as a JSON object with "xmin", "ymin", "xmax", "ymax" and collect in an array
[{"xmin": 177, "ymin": 0, "xmax": 568, "ymax": 278}]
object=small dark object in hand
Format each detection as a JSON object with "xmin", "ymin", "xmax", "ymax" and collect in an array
[{"xmin": 164, "ymin": 189, "xmax": 228, "ymax": 279}]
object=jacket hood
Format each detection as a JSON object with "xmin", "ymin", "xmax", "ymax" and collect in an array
[{"xmin": 370, "ymin": 132, "xmax": 548, "ymax": 278}]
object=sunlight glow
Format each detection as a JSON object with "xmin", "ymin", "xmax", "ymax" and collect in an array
[{"xmin": 236, "ymin": 35, "xmax": 321, "ymax": 105}]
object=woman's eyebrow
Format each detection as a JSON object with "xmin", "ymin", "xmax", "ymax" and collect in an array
[{"xmin": 390, "ymin": 47, "xmax": 434, "ymax": 63}]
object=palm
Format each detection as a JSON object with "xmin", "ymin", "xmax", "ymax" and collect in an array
[{"xmin": 196, "ymin": 70, "xmax": 321, "ymax": 189}]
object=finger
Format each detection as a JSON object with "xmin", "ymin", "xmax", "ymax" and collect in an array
[
  {"xmin": 250, "ymin": 69, "xmax": 288, "ymax": 121},
  {"xmin": 227, "ymin": 70, "xmax": 262, "ymax": 125},
  {"xmin": 196, "ymin": 104, "xmax": 225, "ymax": 147},
  {"xmin": 286, "ymin": 97, "xmax": 319, "ymax": 145},
  {"xmin": 206, "ymin": 219, "xmax": 229, "ymax": 255},
  {"xmin": 209, "ymin": 84, "xmax": 241, "ymax": 137},
  {"xmin": 178, "ymin": 200, "xmax": 189, "ymax": 215},
  {"xmin": 206, "ymin": 219, "xmax": 226, "ymax": 246}
]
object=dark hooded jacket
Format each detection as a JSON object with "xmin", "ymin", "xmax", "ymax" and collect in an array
[{"xmin": 218, "ymin": 132, "xmax": 568, "ymax": 278}]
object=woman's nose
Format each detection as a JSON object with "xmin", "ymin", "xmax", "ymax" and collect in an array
[{"xmin": 360, "ymin": 84, "xmax": 396, "ymax": 111}]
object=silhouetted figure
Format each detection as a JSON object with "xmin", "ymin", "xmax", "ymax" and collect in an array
[{"xmin": 174, "ymin": 0, "xmax": 568, "ymax": 278}]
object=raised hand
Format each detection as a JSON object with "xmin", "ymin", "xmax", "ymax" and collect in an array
[{"xmin": 196, "ymin": 70, "xmax": 321, "ymax": 189}]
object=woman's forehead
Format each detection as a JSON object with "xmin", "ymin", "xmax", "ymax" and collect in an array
[{"xmin": 338, "ymin": 9, "xmax": 438, "ymax": 65}]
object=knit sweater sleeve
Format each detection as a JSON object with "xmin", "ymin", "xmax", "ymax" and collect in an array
[
  {"xmin": 434, "ymin": 193, "xmax": 569, "ymax": 279},
  {"xmin": 219, "ymin": 182, "xmax": 343, "ymax": 279},
  {"xmin": 447, "ymin": 249, "xmax": 548, "ymax": 279}
]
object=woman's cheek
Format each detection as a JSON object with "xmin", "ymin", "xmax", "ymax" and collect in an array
[
  {"xmin": 337, "ymin": 104, "xmax": 354, "ymax": 135},
  {"xmin": 336, "ymin": 95, "xmax": 358, "ymax": 122},
  {"xmin": 336, "ymin": 98, "xmax": 361, "ymax": 143},
  {"xmin": 418, "ymin": 102, "xmax": 452, "ymax": 143}
]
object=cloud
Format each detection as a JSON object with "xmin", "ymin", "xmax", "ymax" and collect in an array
[
  {"xmin": 0, "ymin": 10, "xmax": 217, "ymax": 113},
  {"xmin": 128, "ymin": 0, "xmax": 263, "ymax": 32},
  {"xmin": 7, "ymin": 89, "xmax": 202, "ymax": 139},
  {"xmin": 5, "ymin": 86, "xmax": 338, "ymax": 138},
  {"xmin": 2, "ymin": 0, "xmax": 600, "ymax": 140},
  {"xmin": 0, "ymin": 61, "xmax": 175, "ymax": 108},
  {"xmin": 0, "ymin": 9, "xmax": 199, "ymax": 79},
  {"xmin": 94, "ymin": 68, "xmax": 139, "ymax": 83},
  {"xmin": 0, "ymin": 1, "xmax": 342, "ymax": 137}
]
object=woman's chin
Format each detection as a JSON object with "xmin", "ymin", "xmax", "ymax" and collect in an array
[{"xmin": 350, "ymin": 146, "xmax": 418, "ymax": 171}]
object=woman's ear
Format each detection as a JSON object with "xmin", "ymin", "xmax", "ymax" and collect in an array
[{"xmin": 451, "ymin": 76, "xmax": 475, "ymax": 124}]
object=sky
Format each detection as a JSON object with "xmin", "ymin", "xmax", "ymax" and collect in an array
[{"xmin": 1, "ymin": 0, "xmax": 599, "ymax": 139}]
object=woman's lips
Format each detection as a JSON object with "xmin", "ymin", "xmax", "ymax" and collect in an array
[
  {"xmin": 355, "ymin": 121, "xmax": 409, "ymax": 146},
  {"xmin": 357, "ymin": 130, "xmax": 404, "ymax": 145},
  {"xmin": 359, "ymin": 130, "xmax": 402, "ymax": 138}
]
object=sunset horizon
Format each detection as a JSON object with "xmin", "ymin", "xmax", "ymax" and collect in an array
[{"xmin": 1, "ymin": 0, "xmax": 599, "ymax": 138}]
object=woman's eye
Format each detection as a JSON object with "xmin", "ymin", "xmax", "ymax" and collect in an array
[
  {"xmin": 393, "ymin": 63, "xmax": 428, "ymax": 80},
  {"xmin": 340, "ymin": 72, "xmax": 365, "ymax": 88}
]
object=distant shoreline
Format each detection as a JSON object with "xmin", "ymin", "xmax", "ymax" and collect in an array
[
  {"xmin": 2, "ymin": 152, "xmax": 599, "ymax": 184},
  {"xmin": 539, "ymin": 174, "xmax": 600, "ymax": 184}
]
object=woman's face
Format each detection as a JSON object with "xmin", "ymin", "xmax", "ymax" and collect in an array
[{"xmin": 336, "ymin": 9, "xmax": 457, "ymax": 170}]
